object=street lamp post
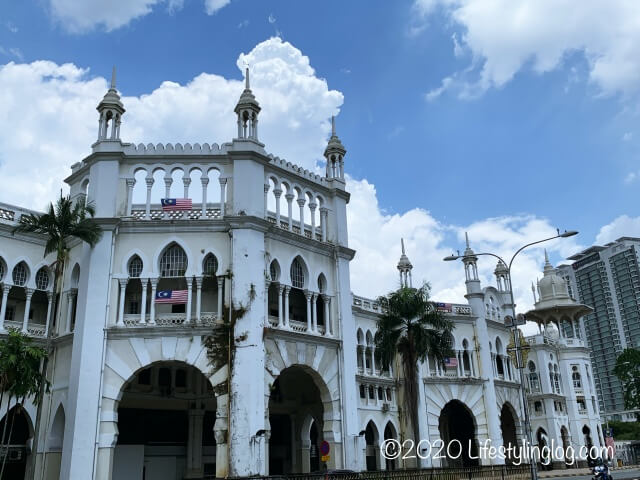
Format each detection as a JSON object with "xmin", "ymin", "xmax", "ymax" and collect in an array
[{"xmin": 444, "ymin": 230, "xmax": 578, "ymax": 480}]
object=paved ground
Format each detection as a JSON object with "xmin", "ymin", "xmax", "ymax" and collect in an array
[{"xmin": 538, "ymin": 467, "xmax": 640, "ymax": 480}]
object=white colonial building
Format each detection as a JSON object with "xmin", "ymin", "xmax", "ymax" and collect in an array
[{"xmin": 0, "ymin": 69, "xmax": 603, "ymax": 480}]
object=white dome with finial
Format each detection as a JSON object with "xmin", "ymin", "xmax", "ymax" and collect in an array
[{"xmin": 537, "ymin": 250, "xmax": 570, "ymax": 301}]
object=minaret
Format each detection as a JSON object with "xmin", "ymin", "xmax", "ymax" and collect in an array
[
  {"xmin": 234, "ymin": 68, "xmax": 261, "ymax": 142},
  {"xmin": 324, "ymin": 116, "xmax": 346, "ymax": 181},
  {"xmin": 397, "ymin": 238, "xmax": 413, "ymax": 288},
  {"xmin": 494, "ymin": 259, "xmax": 510, "ymax": 292},
  {"xmin": 462, "ymin": 232, "xmax": 481, "ymax": 294},
  {"xmin": 96, "ymin": 66, "xmax": 125, "ymax": 142}
]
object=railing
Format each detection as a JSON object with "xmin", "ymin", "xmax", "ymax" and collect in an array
[
  {"xmin": 266, "ymin": 316, "xmax": 328, "ymax": 336},
  {"xmin": 215, "ymin": 465, "xmax": 531, "ymax": 480},
  {"xmin": 130, "ymin": 205, "xmax": 221, "ymax": 220},
  {"xmin": 266, "ymin": 214, "xmax": 324, "ymax": 242},
  {"xmin": 2, "ymin": 320, "xmax": 47, "ymax": 337},
  {"xmin": 0, "ymin": 202, "xmax": 42, "ymax": 226},
  {"xmin": 120, "ymin": 312, "xmax": 217, "ymax": 327},
  {"xmin": 353, "ymin": 296, "xmax": 472, "ymax": 317}
]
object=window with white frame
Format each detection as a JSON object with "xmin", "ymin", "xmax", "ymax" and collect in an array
[
  {"xmin": 12, "ymin": 263, "xmax": 27, "ymax": 286},
  {"xmin": 203, "ymin": 254, "xmax": 218, "ymax": 276},
  {"xmin": 160, "ymin": 244, "xmax": 188, "ymax": 277},
  {"xmin": 35, "ymin": 268, "xmax": 49, "ymax": 290},
  {"xmin": 128, "ymin": 256, "xmax": 143, "ymax": 278},
  {"xmin": 290, "ymin": 259, "xmax": 304, "ymax": 289}
]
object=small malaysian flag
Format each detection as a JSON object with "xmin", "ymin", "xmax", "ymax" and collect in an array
[
  {"xmin": 444, "ymin": 357, "xmax": 458, "ymax": 367},
  {"xmin": 155, "ymin": 290, "xmax": 188, "ymax": 304},
  {"xmin": 435, "ymin": 302, "xmax": 452, "ymax": 313},
  {"xmin": 161, "ymin": 198, "xmax": 192, "ymax": 211}
]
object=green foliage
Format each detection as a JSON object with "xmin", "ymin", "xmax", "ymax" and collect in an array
[
  {"xmin": 612, "ymin": 348, "xmax": 640, "ymax": 414},
  {"xmin": 0, "ymin": 329, "xmax": 49, "ymax": 404},
  {"xmin": 374, "ymin": 284, "xmax": 454, "ymax": 442},
  {"xmin": 603, "ymin": 420, "xmax": 640, "ymax": 441}
]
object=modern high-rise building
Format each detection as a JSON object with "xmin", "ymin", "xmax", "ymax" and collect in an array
[{"xmin": 558, "ymin": 237, "xmax": 640, "ymax": 422}]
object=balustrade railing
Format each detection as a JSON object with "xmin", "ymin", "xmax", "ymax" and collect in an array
[
  {"xmin": 266, "ymin": 214, "xmax": 324, "ymax": 242},
  {"xmin": 266, "ymin": 315, "xmax": 329, "ymax": 337},
  {"xmin": 2, "ymin": 320, "xmax": 47, "ymax": 337},
  {"xmin": 130, "ymin": 204, "xmax": 221, "ymax": 220},
  {"xmin": 120, "ymin": 312, "xmax": 217, "ymax": 327}
]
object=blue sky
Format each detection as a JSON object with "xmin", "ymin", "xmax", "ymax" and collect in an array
[{"xmin": 1, "ymin": 0, "xmax": 639, "ymax": 312}]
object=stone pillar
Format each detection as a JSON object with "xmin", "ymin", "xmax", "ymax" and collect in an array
[
  {"xmin": 278, "ymin": 284, "xmax": 285, "ymax": 328},
  {"xmin": 183, "ymin": 176, "xmax": 191, "ymax": 199},
  {"xmin": 185, "ymin": 409, "xmax": 205, "ymax": 479},
  {"xmin": 201, "ymin": 177, "xmax": 209, "ymax": 218},
  {"xmin": 22, "ymin": 288, "xmax": 34, "ymax": 333},
  {"xmin": 304, "ymin": 290, "xmax": 312, "ymax": 331},
  {"xmin": 145, "ymin": 176, "xmax": 154, "ymax": 220},
  {"xmin": 219, "ymin": 178, "xmax": 227, "ymax": 218},
  {"xmin": 320, "ymin": 207, "xmax": 328, "ymax": 242},
  {"xmin": 0, "ymin": 284, "xmax": 9, "ymax": 331},
  {"xmin": 163, "ymin": 176, "xmax": 172, "ymax": 219},
  {"xmin": 139, "ymin": 279, "xmax": 148, "ymax": 324},
  {"xmin": 274, "ymin": 188, "xmax": 282, "ymax": 225},
  {"xmin": 284, "ymin": 286, "xmax": 290, "ymax": 328},
  {"xmin": 297, "ymin": 198, "xmax": 306, "ymax": 233},
  {"xmin": 263, "ymin": 184, "xmax": 270, "ymax": 218},
  {"xmin": 117, "ymin": 279, "xmax": 127, "ymax": 325},
  {"xmin": 44, "ymin": 291, "xmax": 53, "ymax": 335},
  {"xmin": 322, "ymin": 295, "xmax": 331, "ymax": 336},
  {"xmin": 217, "ymin": 277, "xmax": 224, "ymax": 323},
  {"xmin": 186, "ymin": 277, "xmax": 193, "ymax": 323},
  {"xmin": 309, "ymin": 202, "xmax": 317, "ymax": 239},
  {"xmin": 214, "ymin": 393, "xmax": 229, "ymax": 477},
  {"xmin": 149, "ymin": 278, "xmax": 158, "ymax": 325},
  {"xmin": 371, "ymin": 347, "xmax": 376, "ymax": 375},
  {"xmin": 65, "ymin": 289, "xmax": 77, "ymax": 333},
  {"xmin": 125, "ymin": 178, "xmax": 135, "ymax": 216},
  {"xmin": 311, "ymin": 293, "xmax": 318, "ymax": 332},
  {"xmin": 195, "ymin": 276, "xmax": 203, "ymax": 324},
  {"xmin": 285, "ymin": 193, "xmax": 294, "ymax": 231}
]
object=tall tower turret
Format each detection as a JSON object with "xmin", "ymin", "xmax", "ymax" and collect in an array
[
  {"xmin": 494, "ymin": 259, "xmax": 510, "ymax": 292},
  {"xmin": 96, "ymin": 67, "xmax": 125, "ymax": 142},
  {"xmin": 324, "ymin": 116, "xmax": 346, "ymax": 181},
  {"xmin": 234, "ymin": 68, "xmax": 261, "ymax": 142},
  {"xmin": 462, "ymin": 232, "xmax": 481, "ymax": 294},
  {"xmin": 397, "ymin": 238, "xmax": 413, "ymax": 288}
]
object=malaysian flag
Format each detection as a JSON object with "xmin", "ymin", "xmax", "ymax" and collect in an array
[
  {"xmin": 444, "ymin": 357, "xmax": 458, "ymax": 367},
  {"xmin": 435, "ymin": 302, "xmax": 452, "ymax": 312},
  {"xmin": 161, "ymin": 198, "xmax": 192, "ymax": 211},
  {"xmin": 155, "ymin": 290, "xmax": 188, "ymax": 304}
]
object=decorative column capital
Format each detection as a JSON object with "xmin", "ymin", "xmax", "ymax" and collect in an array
[
  {"xmin": 126, "ymin": 177, "xmax": 136, "ymax": 188},
  {"xmin": 182, "ymin": 177, "xmax": 192, "ymax": 187},
  {"xmin": 304, "ymin": 290, "xmax": 312, "ymax": 301},
  {"xmin": 164, "ymin": 177, "xmax": 173, "ymax": 188},
  {"xmin": 46, "ymin": 291, "xmax": 53, "ymax": 301},
  {"xmin": 309, "ymin": 202, "xmax": 317, "ymax": 211},
  {"xmin": 219, "ymin": 177, "xmax": 228, "ymax": 186},
  {"xmin": 186, "ymin": 276, "xmax": 193, "ymax": 287},
  {"xmin": 145, "ymin": 177, "xmax": 154, "ymax": 188},
  {"xmin": 297, "ymin": 198, "xmax": 306, "ymax": 207},
  {"xmin": 200, "ymin": 176, "xmax": 210, "ymax": 186},
  {"xmin": 195, "ymin": 276, "xmax": 203, "ymax": 288},
  {"xmin": 118, "ymin": 278, "xmax": 129, "ymax": 289},
  {"xmin": 24, "ymin": 287, "xmax": 35, "ymax": 298},
  {"xmin": 311, "ymin": 292, "xmax": 318, "ymax": 301},
  {"xmin": 264, "ymin": 184, "xmax": 270, "ymax": 193},
  {"xmin": 284, "ymin": 285, "xmax": 291, "ymax": 295},
  {"xmin": 321, "ymin": 294, "xmax": 331, "ymax": 302},
  {"xmin": 278, "ymin": 283, "xmax": 286, "ymax": 294},
  {"xmin": 217, "ymin": 276, "xmax": 225, "ymax": 287},
  {"xmin": 273, "ymin": 188, "xmax": 282, "ymax": 198},
  {"xmin": 284, "ymin": 193, "xmax": 294, "ymax": 202},
  {"xmin": 319, "ymin": 206, "xmax": 329, "ymax": 215},
  {"xmin": 149, "ymin": 277, "xmax": 159, "ymax": 288}
]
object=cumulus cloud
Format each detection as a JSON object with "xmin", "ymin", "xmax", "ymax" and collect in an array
[
  {"xmin": 596, "ymin": 215, "xmax": 640, "ymax": 244},
  {"xmin": 48, "ymin": 0, "xmax": 232, "ymax": 32},
  {"xmin": 416, "ymin": 0, "xmax": 640, "ymax": 99}
]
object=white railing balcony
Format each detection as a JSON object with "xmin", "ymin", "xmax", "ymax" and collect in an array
[
  {"xmin": 265, "ymin": 214, "xmax": 324, "ymax": 242},
  {"xmin": 120, "ymin": 312, "xmax": 218, "ymax": 327},
  {"xmin": 130, "ymin": 204, "xmax": 221, "ymax": 221},
  {"xmin": 265, "ymin": 317, "xmax": 332, "ymax": 338},
  {"xmin": 2, "ymin": 320, "xmax": 47, "ymax": 337}
]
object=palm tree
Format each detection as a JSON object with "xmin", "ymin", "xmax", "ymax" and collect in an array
[
  {"xmin": 0, "ymin": 330, "xmax": 48, "ymax": 478},
  {"xmin": 374, "ymin": 284, "xmax": 454, "ymax": 451},
  {"xmin": 12, "ymin": 193, "xmax": 102, "ymax": 476}
]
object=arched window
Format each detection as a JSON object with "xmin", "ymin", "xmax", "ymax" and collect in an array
[
  {"xmin": 269, "ymin": 260, "xmax": 280, "ymax": 282},
  {"xmin": 317, "ymin": 273, "xmax": 326, "ymax": 293},
  {"xmin": 290, "ymin": 258, "xmax": 305, "ymax": 289},
  {"xmin": 12, "ymin": 262, "xmax": 28, "ymax": 286},
  {"xmin": 0, "ymin": 257, "xmax": 5, "ymax": 282},
  {"xmin": 160, "ymin": 244, "xmax": 188, "ymax": 277},
  {"xmin": 386, "ymin": 388, "xmax": 392, "ymax": 402},
  {"xmin": 572, "ymin": 366, "xmax": 582, "ymax": 389},
  {"xmin": 203, "ymin": 254, "xmax": 218, "ymax": 276},
  {"xmin": 35, "ymin": 267, "xmax": 50, "ymax": 290},
  {"xmin": 128, "ymin": 256, "xmax": 143, "ymax": 278},
  {"xmin": 528, "ymin": 361, "xmax": 540, "ymax": 391}
]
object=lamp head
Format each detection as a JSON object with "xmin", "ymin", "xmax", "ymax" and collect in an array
[
  {"xmin": 559, "ymin": 230, "xmax": 578, "ymax": 238},
  {"xmin": 443, "ymin": 254, "xmax": 460, "ymax": 262}
]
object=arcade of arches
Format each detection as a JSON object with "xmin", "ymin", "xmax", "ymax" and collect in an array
[{"xmin": 113, "ymin": 362, "xmax": 217, "ymax": 480}]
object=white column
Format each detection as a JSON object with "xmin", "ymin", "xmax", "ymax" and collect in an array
[
  {"xmin": 219, "ymin": 178, "xmax": 227, "ymax": 218},
  {"xmin": 304, "ymin": 290, "xmax": 312, "ymax": 331},
  {"xmin": 297, "ymin": 198, "xmax": 306, "ymax": 233},
  {"xmin": 285, "ymin": 194, "xmax": 294, "ymax": 231},
  {"xmin": 139, "ymin": 279, "xmax": 148, "ymax": 324},
  {"xmin": 22, "ymin": 288, "xmax": 34, "ymax": 333},
  {"xmin": 66, "ymin": 289, "xmax": 77, "ymax": 333},
  {"xmin": 360, "ymin": 347, "xmax": 366, "ymax": 373},
  {"xmin": 117, "ymin": 279, "xmax": 128, "ymax": 325},
  {"xmin": 284, "ymin": 286, "xmax": 291, "ymax": 328},
  {"xmin": 322, "ymin": 295, "xmax": 331, "ymax": 336},
  {"xmin": 186, "ymin": 277, "xmax": 193, "ymax": 323},
  {"xmin": 44, "ymin": 291, "xmax": 53, "ymax": 335},
  {"xmin": 217, "ymin": 277, "xmax": 224, "ymax": 323},
  {"xmin": 278, "ymin": 284, "xmax": 285, "ymax": 328},
  {"xmin": 164, "ymin": 177, "xmax": 172, "ymax": 219},
  {"xmin": 0, "ymin": 285, "xmax": 9, "ymax": 331},
  {"xmin": 320, "ymin": 207, "xmax": 328, "ymax": 242},
  {"xmin": 311, "ymin": 293, "xmax": 318, "ymax": 332},
  {"xmin": 264, "ymin": 184, "xmax": 270, "ymax": 218},
  {"xmin": 126, "ymin": 178, "xmax": 136, "ymax": 216},
  {"xmin": 183, "ymin": 176, "xmax": 191, "ymax": 199},
  {"xmin": 145, "ymin": 177, "xmax": 154, "ymax": 220},
  {"xmin": 201, "ymin": 177, "xmax": 209, "ymax": 218},
  {"xmin": 274, "ymin": 188, "xmax": 282, "ymax": 226},
  {"xmin": 195, "ymin": 276, "xmax": 203, "ymax": 324},
  {"xmin": 309, "ymin": 202, "xmax": 317, "ymax": 239},
  {"xmin": 456, "ymin": 351, "xmax": 462, "ymax": 377},
  {"xmin": 149, "ymin": 278, "xmax": 158, "ymax": 325},
  {"xmin": 371, "ymin": 347, "xmax": 376, "ymax": 375}
]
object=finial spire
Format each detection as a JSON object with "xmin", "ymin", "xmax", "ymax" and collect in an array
[
  {"xmin": 465, "ymin": 232, "xmax": 470, "ymax": 248},
  {"xmin": 245, "ymin": 67, "xmax": 250, "ymax": 89},
  {"xmin": 544, "ymin": 249, "xmax": 549, "ymax": 263},
  {"xmin": 331, "ymin": 115, "xmax": 336, "ymax": 136},
  {"xmin": 401, "ymin": 238, "xmax": 406, "ymax": 255},
  {"xmin": 110, "ymin": 66, "xmax": 116, "ymax": 89}
]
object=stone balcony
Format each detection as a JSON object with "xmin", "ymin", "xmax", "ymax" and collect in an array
[
  {"xmin": 3, "ymin": 320, "xmax": 47, "ymax": 337},
  {"xmin": 119, "ymin": 312, "xmax": 218, "ymax": 328},
  {"xmin": 267, "ymin": 315, "xmax": 327, "ymax": 336}
]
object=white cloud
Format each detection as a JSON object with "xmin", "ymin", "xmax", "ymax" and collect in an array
[
  {"xmin": 624, "ymin": 171, "xmax": 638, "ymax": 184},
  {"xmin": 417, "ymin": 0, "xmax": 640, "ymax": 99},
  {"xmin": 48, "ymin": 0, "xmax": 232, "ymax": 32},
  {"xmin": 623, "ymin": 131, "xmax": 633, "ymax": 141},
  {"xmin": 596, "ymin": 215, "xmax": 640, "ymax": 244}
]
